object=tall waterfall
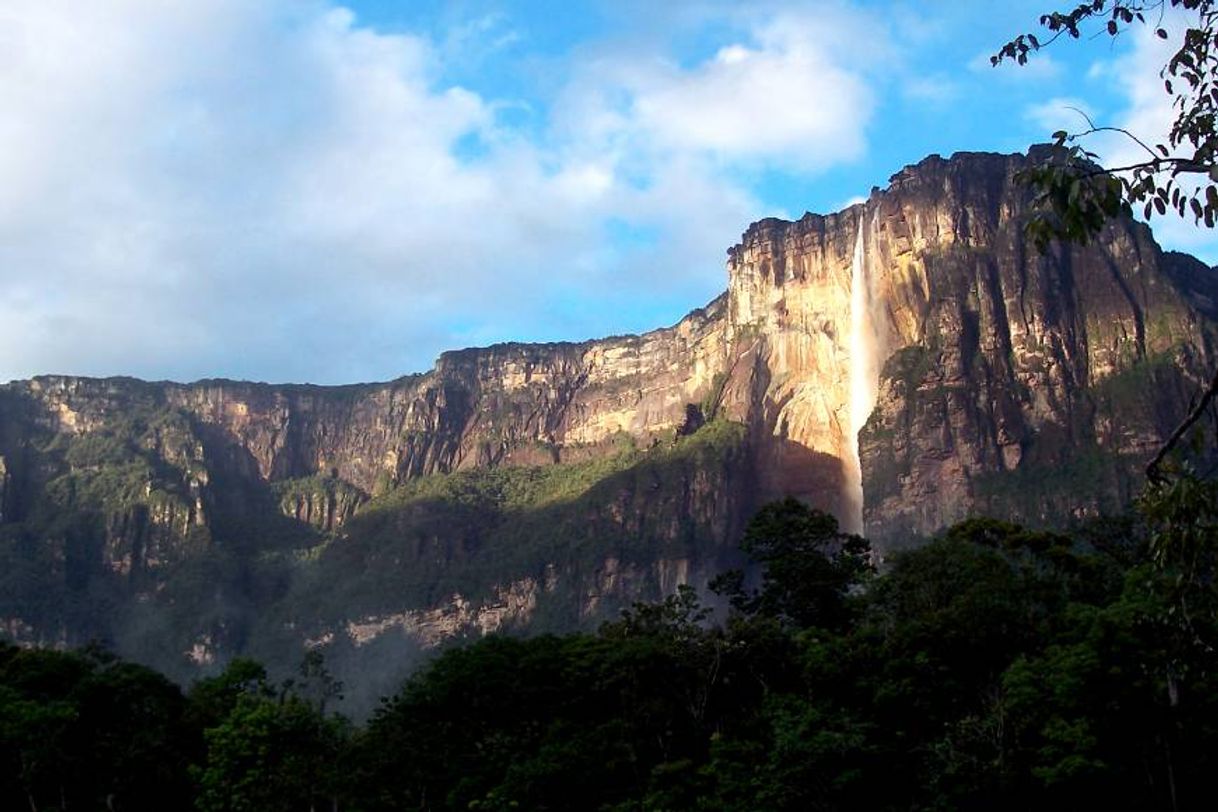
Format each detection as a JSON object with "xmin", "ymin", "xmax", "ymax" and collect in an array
[{"xmin": 845, "ymin": 214, "xmax": 879, "ymax": 535}]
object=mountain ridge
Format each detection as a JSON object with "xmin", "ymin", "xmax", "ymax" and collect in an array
[{"xmin": 1, "ymin": 147, "xmax": 1215, "ymax": 704}]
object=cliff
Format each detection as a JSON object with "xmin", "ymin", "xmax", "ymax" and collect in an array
[{"xmin": 1, "ymin": 148, "xmax": 1214, "ymax": 699}]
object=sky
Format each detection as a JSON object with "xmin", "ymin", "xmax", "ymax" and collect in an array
[{"xmin": 1, "ymin": 0, "xmax": 1214, "ymax": 384}]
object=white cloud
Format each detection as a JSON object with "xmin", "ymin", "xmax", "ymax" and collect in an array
[
  {"xmin": 549, "ymin": 5, "xmax": 882, "ymax": 173},
  {"xmin": 1102, "ymin": 16, "xmax": 1182, "ymax": 159},
  {"xmin": 624, "ymin": 30, "xmax": 875, "ymax": 169},
  {"xmin": 0, "ymin": 1, "xmax": 880, "ymax": 384},
  {"xmin": 0, "ymin": 2, "xmax": 532, "ymax": 382}
]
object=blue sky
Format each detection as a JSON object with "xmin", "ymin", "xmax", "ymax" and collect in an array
[{"xmin": 1, "ymin": 0, "xmax": 1212, "ymax": 384}]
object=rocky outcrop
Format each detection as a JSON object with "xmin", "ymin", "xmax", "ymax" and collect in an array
[
  {"xmin": 0, "ymin": 148, "xmax": 1215, "ymax": 687},
  {"xmin": 851, "ymin": 151, "xmax": 1216, "ymax": 535},
  {"xmin": 275, "ymin": 476, "xmax": 366, "ymax": 532}
]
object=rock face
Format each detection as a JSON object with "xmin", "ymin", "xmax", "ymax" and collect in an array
[
  {"xmin": 851, "ymin": 152, "xmax": 1216, "ymax": 536},
  {"xmin": 0, "ymin": 148, "xmax": 1215, "ymax": 696}
]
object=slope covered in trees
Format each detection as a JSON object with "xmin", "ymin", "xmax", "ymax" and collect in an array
[{"xmin": 3, "ymin": 493, "xmax": 1215, "ymax": 811}]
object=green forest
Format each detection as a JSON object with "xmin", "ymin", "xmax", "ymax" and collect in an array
[{"xmin": 4, "ymin": 477, "xmax": 1217, "ymax": 812}]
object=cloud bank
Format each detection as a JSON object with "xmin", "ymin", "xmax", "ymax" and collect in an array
[{"xmin": 0, "ymin": 1, "xmax": 878, "ymax": 383}]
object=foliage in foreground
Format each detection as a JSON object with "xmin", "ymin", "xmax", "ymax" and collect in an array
[{"xmin": 2, "ymin": 488, "xmax": 1217, "ymax": 811}]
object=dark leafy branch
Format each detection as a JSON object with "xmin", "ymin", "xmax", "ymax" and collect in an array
[
  {"xmin": 995, "ymin": 1, "xmax": 1218, "ymax": 242},
  {"xmin": 1145, "ymin": 364, "xmax": 1218, "ymax": 483}
]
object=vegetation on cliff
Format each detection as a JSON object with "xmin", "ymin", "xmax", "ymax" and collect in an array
[
  {"xmin": 1, "ymin": 416, "xmax": 753, "ymax": 708},
  {"xmin": 275, "ymin": 418, "xmax": 749, "ymax": 627}
]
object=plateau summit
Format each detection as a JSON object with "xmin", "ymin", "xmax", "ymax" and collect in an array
[{"xmin": 1, "ymin": 149, "xmax": 1215, "ymax": 702}]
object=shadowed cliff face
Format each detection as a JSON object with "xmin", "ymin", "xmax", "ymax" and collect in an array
[
  {"xmin": 854, "ymin": 151, "xmax": 1215, "ymax": 536},
  {"xmin": 0, "ymin": 148, "xmax": 1215, "ymax": 695}
]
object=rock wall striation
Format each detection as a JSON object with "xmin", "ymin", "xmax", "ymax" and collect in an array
[{"xmin": 1, "ymin": 148, "xmax": 1215, "ymax": 687}]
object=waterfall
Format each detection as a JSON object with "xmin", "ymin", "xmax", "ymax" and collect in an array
[{"xmin": 845, "ymin": 214, "xmax": 879, "ymax": 535}]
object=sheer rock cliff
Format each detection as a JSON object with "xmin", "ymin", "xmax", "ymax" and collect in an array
[{"xmin": 1, "ymin": 148, "xmax": 1215, "ymax": 692}]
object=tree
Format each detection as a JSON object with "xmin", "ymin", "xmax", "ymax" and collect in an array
[
  {"xmin": 996, "ymin": 0, "xmax": 1218, "ymax": 484},
  {"xmin": 0, "ymin": 645, "xmax": 195, "ymax": 812},
  {"xmin": 711, "ymin": 498, "xmax": 872, "ymax": 631},
  {"xmin": 277, "ymin": 649, "xmax": 345, "ymax": 716},
  {"xmin": 193, "ymin": 694, "xmax": 348, "ymax": 812},
  {"xmin": 0, "ymin": 685, "xmax": 76, "ymax": 812},
  {"xmin": 190, "ymin": 654, "xmax": 350, "ymax": 812},
  {"xmin": 186, "ymin": 657, "xmax": 271, "ymax": 731}
]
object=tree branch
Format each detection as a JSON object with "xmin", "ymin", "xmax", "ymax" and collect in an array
[
  {"xmin": 1073, "ymin": 156, "xmax": 1212, "ymax": 179},
  {"xmin": 1146, "ymin": 363, "xmax": 1218, "ymax": 484},
  {"xmin": 1066, "ymin": 117, "xmax": 1164, "ymax": 162}
]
